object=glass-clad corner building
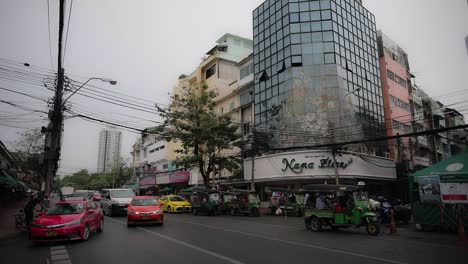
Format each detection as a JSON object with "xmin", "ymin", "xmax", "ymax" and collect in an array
[{"xmin": 253, "ymin": 0, "xmax": 386, "ymax": 155}]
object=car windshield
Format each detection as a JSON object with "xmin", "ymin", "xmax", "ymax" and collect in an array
[
  {"xmin": 47, "ymin": 203, "xmax": 84, "ymax": 215},
  {"xmin": 69, "ymin": 192, "xmax": 87, "ymax": 198},
  {"xmin": 111, "ymin": 190, "xmax": 135, "ymax": 198},
  {"xmin": 131, "ymin": 198, "xmax": 158, "ymax": 206},
  {"xmin": 169, "ymin": 196, "xmax": 185, "ymax": 202}
]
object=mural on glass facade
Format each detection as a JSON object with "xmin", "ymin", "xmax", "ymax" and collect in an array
[{"xmin": 253, "ymin": 0, "xmax": 385, "ymax": 154}]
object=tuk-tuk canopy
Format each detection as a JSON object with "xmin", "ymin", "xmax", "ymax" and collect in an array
[
  {"xmin": 229, "ymin": 188, "xmax": 257, "ymax": 194},
  {"xmin": 300, "ymin": 184, "xmax": 360, "ymax": 193},
  {"xmin": 411, "ymin": 151, "xmax": 468, "ymax": 182}
]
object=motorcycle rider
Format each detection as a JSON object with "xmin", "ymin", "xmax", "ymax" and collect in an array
[{"xmin": 24, "ymin": 192, "xmax": 45, "ymax": 227}]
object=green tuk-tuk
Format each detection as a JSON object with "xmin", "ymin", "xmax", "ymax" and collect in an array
[
  {"xmin": 228, "ymin": 189, "xmax": 261, "ymax": 217},
  {"xmin": 268, "ymin": 188, "xmax": 304, "ymax": 217},
  {"xmin": 301, "ymin": 184, "xmax": 380, "ymax": 236},
  {"xmin": 190, "ymin": 186, "xmax": 221, "ymax": 216},
  {"xmin": 219, "ymin": 191, "xmax": 238, "ymax": 215}
]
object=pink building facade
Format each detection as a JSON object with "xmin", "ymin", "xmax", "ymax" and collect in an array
[{"xmin": 377, "ymin": 32, "xmax": 412, "ymax": 162}]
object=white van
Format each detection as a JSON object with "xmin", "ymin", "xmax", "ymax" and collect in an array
[{"xmin": 100, "ymin": 188, "xmax": 135, "ymax": 216}]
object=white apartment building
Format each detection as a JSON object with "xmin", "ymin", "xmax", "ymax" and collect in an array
[{"xmin": 97, "ymin": 128, "xmax": 122, "ymax": 174}]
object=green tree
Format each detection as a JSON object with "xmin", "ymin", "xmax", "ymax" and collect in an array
[
  {"xmin": 59, "ymin": 169, "xmax": 90, "ymax": 189},
  {"xmin": 13, "ymin": 128, "xmax": 46, "ymax": 190},
  {"xmin": 155, "ymin": 83, "xmax": 242, "ymax": 186}
]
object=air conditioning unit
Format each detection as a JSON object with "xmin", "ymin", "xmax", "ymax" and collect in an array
[{"xmin": 383, "ymin": 152, "xmax": 391, "ymax": 159}]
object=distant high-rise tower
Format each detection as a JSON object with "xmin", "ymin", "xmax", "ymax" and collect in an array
[
  {"xmin": 97, "ymin": 128, "xmax": 122, "ymax": 174},
  {"xmin": 465, "ymin": 35, "xmax": 468, "ymax": 56}
]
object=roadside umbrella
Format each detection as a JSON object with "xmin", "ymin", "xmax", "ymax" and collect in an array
[
  {"xmin": 183, "ymin": 186, "xmax": 193, "ymax": 192},
  {"xmin": 160, "ymin": 187, "xmax": 172, "ymax": 193}
]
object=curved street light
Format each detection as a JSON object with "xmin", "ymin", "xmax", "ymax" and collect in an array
[{"xmin": 62, "ymin": 77, "xmax": 117, "ymax": 107}]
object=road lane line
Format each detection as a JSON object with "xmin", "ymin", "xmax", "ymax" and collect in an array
[
  {"xmin": 49, "ymin": 246, "xmax": 72, "ymax": 264},
  {"xmin": 105, "ymin": 217, "xmax": 245, "ymax": 264},
  {"xmin": 186, "ymin": 216, "xmax": 460, "ymax": 250},
  {"xmin": 172, "ymin": 219, "xmax": 407, "ymax": 264}
]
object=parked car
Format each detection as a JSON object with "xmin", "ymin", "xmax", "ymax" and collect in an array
[
  {"xmin": 29, "ymin": 200, "xmax": 103, "ymax": 242},
  {"xmin": 66, "ymin": 191, "xmax": 90, "ymax": 201},
  {"xmin": 127, "ymin": 196, "xmax": 164, "ymax": 227},
  {"xmin": 159, "ymin": 195, "xmax": 191, "ymax": 213},
  {"xmin": 100, "ymin": 189, "xmax": 135, "ymax": 216},
  {"xmin": 92, "ymin": 192, "xmax": 101, "ymax": 202}
]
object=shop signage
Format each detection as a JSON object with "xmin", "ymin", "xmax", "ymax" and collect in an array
[
  {"xmin": 169, "ymin": 171, "xmax": 190, "ymax": 183},
  {"xmin": 440, "ymin": 182, "xmax": 468, "ymax": 204},
  {"xmin": 416, "ymin": 175, "xmax": 441, "ymax": 202},
  {"xmin": 281, "ymin": 157, "xmax": 353, "ymax": 174},
  {"xmin": 139, "ymin": 175, "xmax": 156, "ymax": 186}
]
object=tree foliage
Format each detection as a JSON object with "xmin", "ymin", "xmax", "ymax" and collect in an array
[
  {"xmin": 13, "ymin": 128, "xmax": 45, "ymax": 190},
  {"xmin": 155, "ymin": 83, "xmax": 242, "ymax": 186}
]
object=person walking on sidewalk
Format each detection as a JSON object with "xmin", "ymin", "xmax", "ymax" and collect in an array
[{"xmin": 24, "ymin": 192, "xmax": 45, "ymax": 227}]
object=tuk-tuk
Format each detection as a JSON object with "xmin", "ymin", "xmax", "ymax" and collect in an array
[
  {"xmin": 301, "ymin": 184, "xmax": 380, "ymax": 236},
  {"xmin": 268, "ymin": 188, "xmax": 304, "ymax": 217},
  {"xmin": 219, "ymin": 191, "xmax": 238, "ymax": 215},
  {"xmin": 228, "ymin": 189, "xmax": 261, "ymax": 217},
  {"xmin": 190, "ymin": 186, "xmax": 221, "ymax": 216}
]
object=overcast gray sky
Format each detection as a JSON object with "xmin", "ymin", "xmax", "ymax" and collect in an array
[{"xmin": 1, "ymin": 0, "xmax": 467, "ymax": 176}]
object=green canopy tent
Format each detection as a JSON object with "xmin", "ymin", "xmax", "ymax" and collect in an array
[
  {"xmin": 410, "ymin": 150, "xmax": 468, "ymax": 231},
  {"xmin": 0, "ymin": 171, "xmax": 23, "ymax": 189},
  {"xmin": 160, "ymin": 187, "xmax": 172, "ymax": 194}
]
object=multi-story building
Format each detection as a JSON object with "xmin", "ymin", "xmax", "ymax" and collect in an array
[
  {"xmin": 244, "ymin": 0, "xmax": 396, "ymax": 195},
  {"xmin": 377, "ymin": 31, "xmax": 413, "ymax": 168},
  {"xmin": 97, "ymin": 128, "xmax": 122, "ymax": 174},
  {"xmin": 444, "ymin": 108, "xmax": 467, "ymax": 155},
  {"xmin": 410, "ymin": 84, "xmax": 431, "ymax": 170},
  {"xmin": 252, "ymin": 0, "xmax": 385, "ymax": 154}
]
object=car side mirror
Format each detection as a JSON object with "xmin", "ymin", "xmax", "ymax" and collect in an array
[
  {"xmin": 87, "ymin": 210, "xmax": 95, "ymax": 215},
  {"xmin": 38, "ymin": 212, "xmax": 45, "ymax": 217},
  {"xmin": 93, "ymin": 197, "xmax": 101, "ymax": 201}
]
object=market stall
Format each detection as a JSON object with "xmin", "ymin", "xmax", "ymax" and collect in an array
[{"xmin": 409, "ymin": 151, "xmax": 468, "ymax": 231}]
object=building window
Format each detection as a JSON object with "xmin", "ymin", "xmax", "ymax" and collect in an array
[
  {"xmin": 230, "ymin": 102, "xmax": 235, "ymax": 111},
  {"xmin": 243, "ymin": 122, "xmax": 251, "ymax": 135},
  {"xmin": 240, "ymin": 63, "xmax": 253, "ymax": 80},
  {"xmin": 206, "ymin": 64, "xmax": 216, "ymax": 79},
  {"xmin": 221, "ymin": 107, "xmax": 224, "ymax": 114},
  {"xmin": 386, "ymin": 70, "xmax": 407, "ymax": 88},
  {"xmin": 162, "ymin": 164, "xmax": 168, "ymax": 170}
]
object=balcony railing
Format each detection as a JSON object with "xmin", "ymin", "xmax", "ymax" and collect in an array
[
  {"xmin": 417, "ymin": 136, "xmax": 428, "ymax": 146},
  {"xmin": 413, "ymin": 155, "xmax": 430, "ymax": 167}
]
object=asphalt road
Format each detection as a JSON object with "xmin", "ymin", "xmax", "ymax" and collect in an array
[{"xmin": 2, "ymin": 213, "xmax": 467, "ymax": 264}]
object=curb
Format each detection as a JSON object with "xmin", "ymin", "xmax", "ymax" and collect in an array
[{"xmin": 0, "ymin": 229, "xmax": 27, "ymax": 241}]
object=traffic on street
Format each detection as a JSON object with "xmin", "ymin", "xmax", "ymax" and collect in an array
[
  {"xmin": 2, "ymin": 212, "xmax": 467, "ymax": 264},
  {"xmin": 1, "ymin": 0, "xmax": 468, "ymax": 263}
]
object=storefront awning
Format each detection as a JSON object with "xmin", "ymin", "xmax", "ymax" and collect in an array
[
  {"xmin": 0, "ymin": 171, "xmax": 24, "ymax": 189},
  {"xmin": 411, "ymin": 151, "xmax": 468, "ymax": 181}
]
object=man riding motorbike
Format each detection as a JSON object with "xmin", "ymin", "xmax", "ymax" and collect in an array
[{"xmin": 24, "ymin": 192, "xmax": 45, "ymax": 227}]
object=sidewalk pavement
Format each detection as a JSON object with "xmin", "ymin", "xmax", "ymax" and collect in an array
[{"xmin": 0, "ymin": 198, "xmax": 27, "ymax": 240}]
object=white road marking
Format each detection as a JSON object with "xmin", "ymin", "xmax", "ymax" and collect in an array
[
  {"xmin": 50, "ymin": 249, "xmax": 68, "ymax": 255},
  {"xmin": 105, "ymin": 217, "xmax": 245, "ymax": 264},
  {"xmin": 49, "ymin": 246, "xmax": 72, "ymax": 264},
  {"xmin": 194, "ymin": 216, "xmax": 460, "ymax": 250},
  {"xmin": 172, "ymin": 218, "xmax": 408, "ymax": 264}
]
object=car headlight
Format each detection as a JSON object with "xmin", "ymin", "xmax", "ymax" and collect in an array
[
  {"xmin": 128, "ymin": 210, "xmax": 139, "ymax": 214},
  {"xmin": 63, "ymin": 220, "xmax": 81, "ymax": 227},
  {"xmin": 151, "ymin": 210, "xmax": 163, "ymax": 214}
]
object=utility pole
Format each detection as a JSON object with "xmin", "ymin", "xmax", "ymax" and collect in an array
[
  {"xmin": 249, "ymin": 91, "xmax": 255, "ymax": 191},
  {"xmin": 44, "ymin": 0, "xmax": 66, "ymax": 197}
]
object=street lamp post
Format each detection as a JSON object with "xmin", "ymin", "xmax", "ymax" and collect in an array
[
  {"xmin": 62, "ymin": 77, "xmax": 117, "ymax": 107},
  {"xmin": 333, "ymin": 87, "xmax": 361, "ymax": 185}
]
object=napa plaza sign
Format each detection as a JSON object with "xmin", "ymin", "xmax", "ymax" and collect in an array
[{"xmin": 244, "ymin": 150, "xmax": 396, "ymax": 181}]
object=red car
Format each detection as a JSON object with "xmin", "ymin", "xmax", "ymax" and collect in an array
[
  {"xmin": 127, "ymin": 196, "xmax": 164, "ymax": 226},
  {"xmin": 30, "ymin": 200, "xmax": 103, "ymax": 242}
]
